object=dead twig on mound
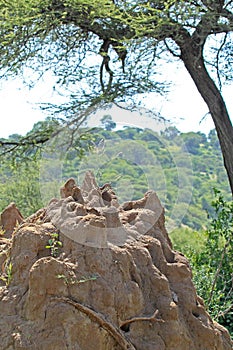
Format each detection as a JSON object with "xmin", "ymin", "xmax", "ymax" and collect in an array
[
  {"xmin": 52, "ymin": 296, "xmax": 136, "ymax": 350},
  {"xmin": 119, "ymin": 309, "xmax": 165, "ymax": 329}
]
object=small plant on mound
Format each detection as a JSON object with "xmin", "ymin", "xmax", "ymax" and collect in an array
[
  {"xmin": 45, "ymin": 233, "xmax": 63, "ymax": 257},
  {"xmin": 0, "ymin": 259, "xmax": 13, "ymax": 286},
  {"xmin": 0, "ymin": 229, "xmax": 5, "ymax": 236}
]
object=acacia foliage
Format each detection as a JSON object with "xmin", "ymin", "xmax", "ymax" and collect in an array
[
  {"xmin": 0, "ymin": 0, "xmax": 167, "ymax": 120},
  {"xmin": 0, "ymin": 0, "xmax": 232, "ymax": 117}
]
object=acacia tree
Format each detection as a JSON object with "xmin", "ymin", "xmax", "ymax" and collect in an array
[{"xmin": 0, "ymin": 0, "xmax": 233, "ymax": 193}]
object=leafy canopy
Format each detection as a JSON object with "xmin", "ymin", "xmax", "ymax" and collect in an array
[
  {"xmin": 1, "ymin": 0, "xmax": 232, "ymax": 122},
  {"xmin": 0, "ymin": 0, "xmax": 169, "ymax": 120}
]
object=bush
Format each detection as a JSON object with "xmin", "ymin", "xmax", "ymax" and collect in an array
[{"xmin": 188, "ymin": 189, "xmax": 233, "ymax": 336}]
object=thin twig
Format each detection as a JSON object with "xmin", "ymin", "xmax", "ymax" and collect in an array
[
  {"xmin": 216, "ymin": 33, "xmax": 228, "ymax": 91},
  {"xmin": 218, "ymin": 303, "xmax": 233, "ymax": 318},
  {"xmin": 119, "ymin": 309, "xmax": 164, "ymax": 328}
]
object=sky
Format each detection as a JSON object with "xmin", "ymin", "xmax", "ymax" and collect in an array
[{"xmin": 0, "ymin": 62, "xmax": 232, "ymax": 138}]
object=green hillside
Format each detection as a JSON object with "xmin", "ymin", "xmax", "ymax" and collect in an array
[
  {"xmin": 62, "ymin": 125, "xmax": 230, "ymax": 231},
  {"xmin": 0, "ymin": 124, "xmax": 230, "ymax": 231}
]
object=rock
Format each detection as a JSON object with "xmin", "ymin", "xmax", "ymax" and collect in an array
[
  {"xmin": 0, "ymin": 172, "xmax": 232, "ymax": 350},
  {"xmin": 0, "ymin": 202, "xmax": 24, "ymax": 238}
]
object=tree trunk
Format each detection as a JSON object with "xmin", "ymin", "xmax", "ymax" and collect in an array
[{"xmin": 180, "ymin": 43, "xmax": 233, "ymax": 196}]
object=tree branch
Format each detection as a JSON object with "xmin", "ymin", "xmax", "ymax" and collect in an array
[
  {"xmin": 216, "ymin": 32, "xmax": 228, "ymax": 90},
  {"xmin": 99, "ymin": 39, "xmax": 114, "ymax": 93}
]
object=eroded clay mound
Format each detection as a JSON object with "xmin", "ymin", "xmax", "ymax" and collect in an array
[
  {"xmin": 0, "ymin": 171, "xmax": 232, "ymax": 350},
  {"xmin": 47, "ymin": 171, "xmax": 167, "ymax": 249},
  {"xmin": 0, "ymin": 202, "xmax": 24, "ymax": 238}
]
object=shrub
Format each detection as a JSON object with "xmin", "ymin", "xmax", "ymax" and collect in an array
[{"xmin": 189, "ymin": 189, "xmax": 233, "ymax": 336}]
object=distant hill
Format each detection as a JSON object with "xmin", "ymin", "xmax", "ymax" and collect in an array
[
  {"xmin": 0, "ymin": 124, "xmax": 230, "ymax": 232},
  {"xmin": 75, "ymin": 126, "xmax": 230, "ymax": 231}
]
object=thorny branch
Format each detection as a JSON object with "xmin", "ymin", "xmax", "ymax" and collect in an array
[{"xmin": 0, "ymin": 135, "xmax": 51, "ymax": 157}]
